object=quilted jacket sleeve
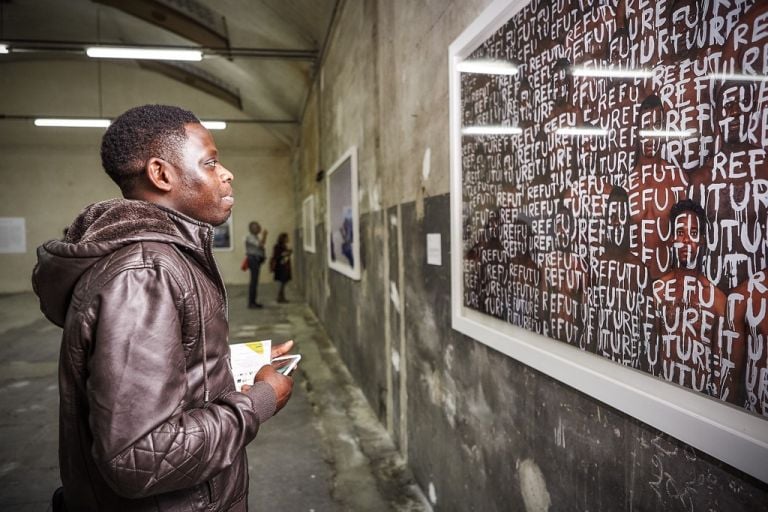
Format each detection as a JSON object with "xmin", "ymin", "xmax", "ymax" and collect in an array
[{"xmin": 85, "ymin": 264, "xmax": 276, "ymax": 499}]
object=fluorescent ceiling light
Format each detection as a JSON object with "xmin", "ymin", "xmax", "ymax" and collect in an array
[
  {"xmin": 571, "ymin": 66, "xmax": 652, "ymax": 79},
  {"xmin": 34, "ymin": 118, "xmax": 111, "ymax": 128},
  {"xmin": 201, "ymin": 121, "xmax": 227, "ymax": 130},
  {"xmin": 0, "ymin": 44, "xmax": 8, "ymax": 54},
  {"xmin": 556, "ymin": 127, "xmax": 609, "ymax": 136},
  {"xmin": 708, "ymin": 72, "xmax": 768, "ymax": 82},
  {"xmin": 462, "ymin": 126, "xmax": 522, "ymax": 136},
  {"xmin": 86, "ymin": 47, "xmax": 203, "ymax": 61},
  {"xmin": 639, "ymin": 129, "xmax": 695, "ymax": 137},
  {"xmin": 457, "ymin": 59, "xmax": 518, "ymax": 76}
]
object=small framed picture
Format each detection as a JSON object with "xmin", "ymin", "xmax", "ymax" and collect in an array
[
  {"xmin": 303, "ymin": 195, "xmax": 316, "ymax": 253},
  {"xmin": 326, "ymin": 146, "xmax": 360, "ymax": 280},
  {"xmin": 212, "ymin": 215, "xmax": 233, "ymax": 251}
]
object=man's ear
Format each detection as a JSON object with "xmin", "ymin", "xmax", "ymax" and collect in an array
[{"xmin": 145, "ymin": 157, "xmax": 175, "ymax": 192}]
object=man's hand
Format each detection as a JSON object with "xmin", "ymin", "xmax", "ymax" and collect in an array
[
  {"xmin": 250, "ymin": 364, "xmax": 293, "ymax": 412},
  {"xmin": 271, "ymin": 339, "xmax": 294, "ymax": 359},
  {"xmin": 241, "ymin": 340, "xmax": 295, "ymax": 412}
]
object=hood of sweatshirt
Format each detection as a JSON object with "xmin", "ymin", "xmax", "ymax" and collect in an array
[{"xmin": 33, "ymin": 198, "xmax": 216, "ymax": 327}]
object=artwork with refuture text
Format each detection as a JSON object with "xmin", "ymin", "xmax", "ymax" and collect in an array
[{"xmin": 459, "ymin": 0, "xmax": 768, "ymax": 417}]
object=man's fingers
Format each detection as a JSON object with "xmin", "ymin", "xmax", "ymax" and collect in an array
[
  {"xmin": 271, "ymin": 339, "xmax": 294, "ymax": 358},
  {"xmin": 241, "ymin": 384, "xmax": 252, "ymax": 393}
]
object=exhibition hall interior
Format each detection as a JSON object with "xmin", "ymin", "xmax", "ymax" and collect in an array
[{"xmin": 1, "ymin": 0, "xmax": 767, "ymax": 510}]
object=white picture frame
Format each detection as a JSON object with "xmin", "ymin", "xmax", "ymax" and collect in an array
[
  {"xmin": 448, "ymin": 0, "xmax": 768, "ymax": 483},
  {"xmin": 303, "ymin": 195, "xmax": 316, "ymax": 253},
  {"xmin": 326, "ymin": 146, "xmax": 361, "ymax": 280}
]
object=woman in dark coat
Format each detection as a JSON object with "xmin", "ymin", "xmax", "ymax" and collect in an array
[{"xmin": 271, "ymin": 232, "xmax": 292, "ymax": 303}]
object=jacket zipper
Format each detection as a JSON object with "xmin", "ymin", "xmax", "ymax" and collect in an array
[{"xmin": 202, "ymin": 226, "xmax": 229, "ymax": 320}]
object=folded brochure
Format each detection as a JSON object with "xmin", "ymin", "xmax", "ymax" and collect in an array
[{"xmin": 230, "ymin": 339, "xmax": 271, "ymax": 389}]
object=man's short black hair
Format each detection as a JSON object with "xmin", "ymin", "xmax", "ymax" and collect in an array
[
  {"xmin": 101, "ymin": 104, "xmax": 199, "ymax": 193},
  {"xmin": 639, "ymin": 94, "xmax": 663, "ymax": 113},
  {"xmin": 670, "ymin": 199, "xmax": 707, "ymax": 231}
]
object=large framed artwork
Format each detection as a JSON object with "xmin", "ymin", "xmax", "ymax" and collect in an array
[
  {"xmin": 326, "ymin": 147, "xmax": 361, "ymax": 279},
  {"xmin": 212, "ymin": 215, "xmax": 233, "ymax": 251},
  {"xmin": 449, "ymin": 0, "xmax": 768, "ymax": 482},
  {"xmin": 303, "ymin": 194, "xmax": 316, "ymax": 253}
]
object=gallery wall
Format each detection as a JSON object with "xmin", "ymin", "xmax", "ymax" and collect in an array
[
  {"xmin": 0, "ymin": 60, "xmax": 294, "ymax": 293},
  {"xmin": 293, "ymin": 0, "xmax": 768, "ymax": 510}
]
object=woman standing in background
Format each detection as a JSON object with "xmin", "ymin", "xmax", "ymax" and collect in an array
[
  {"xmin": 271, "ymin": 232, "xmax": 292, "ymax": 303},
  {"xmin": 245, "ymin": 221, "xmax": 267, "ymax": 308}
]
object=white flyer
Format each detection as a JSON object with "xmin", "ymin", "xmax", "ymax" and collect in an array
[{"xmin": 230, "ymin": 340, "xmax": 271, "ymax": 389}]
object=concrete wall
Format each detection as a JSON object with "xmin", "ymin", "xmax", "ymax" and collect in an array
[
  {"xmin": 293, "ymin": 1, "xmax": 768, "ymax": 510},
  {"xmin": 0, "ymin": 60, "xmax": 294, "ymax": 293}
]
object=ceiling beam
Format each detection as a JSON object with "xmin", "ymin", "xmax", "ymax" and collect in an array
[
  {"xmin": 138, "ymin": 60, "xmax": 243, "ymax": 110},
  {"xmin": 93, "ymin": 0, "xmax": 230, "ymax": 50}
]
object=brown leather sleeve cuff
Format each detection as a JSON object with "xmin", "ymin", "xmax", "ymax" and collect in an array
[{"xmin": 245, "ymin": 381, "xmax": 277, "ymax": 423}]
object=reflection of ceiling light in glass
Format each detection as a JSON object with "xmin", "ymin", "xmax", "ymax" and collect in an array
[
  {"xmin": 639, "ymin": 129, "xmax": 695, "ymax": 137},
  {"xmin": 462, "ymin": 126, "xmax": 523, "ymax": 135},
  {"xmin": 556, "ymin": 127, "xmax": 609, "ymax": 136},
  {"xmin": 708, "ymin": 73, "xmax": 768, "ymax": 82},
  {"xmin": 86, "ymin": 47, "xmax": 203, "ymax": 61},
  {"xmin": 201, "ymin": 121, "xmax": 227, "ymax": 130},
  {"xmin": 457, "ymin": 59, "xmax": 518, "ymax": 76},
  {"xmin": 571, "ymin": 67, "xmax": 652, "ymax": 79},
  {"xmin": 34, "ymin": 118, "xmax": 111, "ymax": 128},
  {"xmin": 0, "ymin": 44, "xmax": 8, "ymax": 54}
]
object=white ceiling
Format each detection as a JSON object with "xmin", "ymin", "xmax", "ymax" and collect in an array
[{"xmin": 0, "ymin": 0, "xmax": 339, "ymax": 150}]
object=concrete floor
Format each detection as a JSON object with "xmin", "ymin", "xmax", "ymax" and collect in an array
[{"xmin": 0, "ymin": 283, "xmax": 430, "ymax": 512}]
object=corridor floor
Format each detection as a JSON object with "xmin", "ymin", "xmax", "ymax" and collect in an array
[{"xmin": 0, "ymin": 284, "xmax": 429, "ymax": 512}]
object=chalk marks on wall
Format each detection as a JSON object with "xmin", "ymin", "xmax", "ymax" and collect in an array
[{"xmin": 459, "ymin": 0, "xmax": 768, "ymax": 416}]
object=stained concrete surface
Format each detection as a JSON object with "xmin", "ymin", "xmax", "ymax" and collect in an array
[{"xmin": 0, "ymin": 284, "xmax": 429, "ymax": 511}]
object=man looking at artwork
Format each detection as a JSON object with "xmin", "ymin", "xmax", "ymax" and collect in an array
[
  {"xmin": 245, "ymin": 220, "xmax": 268, "ymax": 308},
  {"xmin": 33, "ymin": 104, "xmax": 295, "ymax": 511},
  {"xmin": 649, "ymin": 200, "xmax": 742, "ymax": 402}
]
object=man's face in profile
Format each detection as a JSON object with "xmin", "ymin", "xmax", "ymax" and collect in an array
[
  {"xmin": 173, "ymin": 123, "xmax": 234, "ymax": 226},
  {"xmin": 672, "ymin": 212, "xmax": 700, "ymax": 269}
]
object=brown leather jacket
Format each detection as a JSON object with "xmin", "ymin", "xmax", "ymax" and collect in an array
[{"xmin": 33, "ymin": 199, "xmax": 276, "ymax": 511}]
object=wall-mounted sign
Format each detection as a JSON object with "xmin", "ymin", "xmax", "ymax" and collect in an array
[{"xmin": 0, "ymin": 217, "xmax": 26, "ymax": 254}]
